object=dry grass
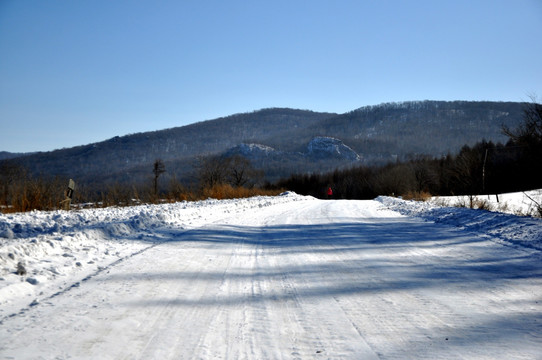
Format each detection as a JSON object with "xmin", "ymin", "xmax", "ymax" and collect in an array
[
  {"xmin": 402, "ymin": 191, "xmax": 432, "ymax": 201},
  {"xmin": 1, "ymin": 177, "xmax": 66, "ymax": 213},
  {"xmin": 1, "ymin": 181, "xmax": 284, "ymax": 214}
]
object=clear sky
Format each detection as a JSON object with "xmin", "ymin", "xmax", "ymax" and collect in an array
[{"xmin": 1, "ymin": 0, "xmax": 541, "ymax": 153}]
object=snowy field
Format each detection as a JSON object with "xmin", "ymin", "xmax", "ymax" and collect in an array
[
  {"xmin": 0, "ymin": 192, "xmax": 541, "ymax": 359},
  {"xmin": 430, "ymin": 189, "xmax": 542, "ymax": 217}
]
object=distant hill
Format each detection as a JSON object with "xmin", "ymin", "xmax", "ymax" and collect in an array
[
  {"xmin": 0, "ymin": 151, "xmax": 28, "ymax": 161},
  {"xmin": 1, "ymin": 101, "xmax": 526, "ymax": 187}
]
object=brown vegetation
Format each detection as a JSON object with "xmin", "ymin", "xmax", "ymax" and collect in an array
[
  {"xmin": 1, "ymin": 163, "xmax": 67, "ymax": 213},
  {"xmin": 402, "ymin": 191, "xmax": 433, "ymax": 202},
  {"xmin": 0, "ymin": 165, "xmax": 282, "ymax": 213}
]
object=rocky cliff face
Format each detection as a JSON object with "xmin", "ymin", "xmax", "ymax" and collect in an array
[{"xmin": 306, "ymin": 137, "xmax": 361, "ymax": 161}]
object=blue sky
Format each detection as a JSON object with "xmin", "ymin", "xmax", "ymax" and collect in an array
[{"xmin": 1, "ymin": 0, "xmax": 541, "ymax": 153}]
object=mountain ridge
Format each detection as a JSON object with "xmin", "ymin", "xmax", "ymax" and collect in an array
[{"xmin": 1, "ymin": 100, "xmax": 527, "ymax": 186}]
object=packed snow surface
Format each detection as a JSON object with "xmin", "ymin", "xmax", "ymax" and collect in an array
[{"xmin": 1, "ymin": 192, "xmax": 541, "ymax": 359}]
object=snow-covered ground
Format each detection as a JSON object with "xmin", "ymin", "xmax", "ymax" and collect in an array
[
  {"xmin": 0, "ymin": 192, "xmax": 541, "ymax": 359},
  {"xmin": 431, "ymin": 189, "xmax": 542, "ymax": 217}
]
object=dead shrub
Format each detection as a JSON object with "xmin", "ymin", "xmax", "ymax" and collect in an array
[{"xmin": 472, "ymin": 198, "xmax": 493, "ymax": 211}]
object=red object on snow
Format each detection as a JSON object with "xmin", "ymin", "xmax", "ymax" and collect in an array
[{"xmin": 327, "ymin": 187, "xmax": 333, "ymax": 196}]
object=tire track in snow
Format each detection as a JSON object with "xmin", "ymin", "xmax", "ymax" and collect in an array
[{"xmin": 195, "ymin": 199, "xmax": 381, "ymax": 359}]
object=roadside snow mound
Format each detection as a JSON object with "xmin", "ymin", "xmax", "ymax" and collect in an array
[
  {"xmin": 376, "ymin": 196, "xmax": 542, "ymax": 251},
  {"xmin": 0, "ymin": 193, "xmax": 309, "ymax": 317}
]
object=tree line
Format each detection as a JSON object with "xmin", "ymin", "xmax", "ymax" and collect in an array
[{"xmin": 275, "ymin": 101, "xmax": 542, "ymax": 201}]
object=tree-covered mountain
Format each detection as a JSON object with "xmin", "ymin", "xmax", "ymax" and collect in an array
[
  {"xmin": 1, "ymin": 101, "xmax": 527, "ymax": 188},
  {"xmin": 0, "ymin": 152, "xmax": 29, "ymax": 161},
  {"xmin": 276, "ymin": 101, "xmax": 524, "ymax": 159}
]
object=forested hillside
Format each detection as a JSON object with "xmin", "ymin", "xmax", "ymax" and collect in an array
[
  {"xmin": 303, "ymin": 101, "xmax": 523, "ymax": 160},
  {"xmin": 1, "ymin": 101, "xmax": 526, "ymax": 189}
]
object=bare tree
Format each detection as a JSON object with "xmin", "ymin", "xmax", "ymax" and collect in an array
[
  {"xmin": 502, "ymin": 98, "xmax": 542, "ymax": 190},
  {"xmin": 196, "ymin": 155, "xmax": 262, "ymax": 190},
  {"xmin": 503, "ymin": 97, "xmax": 542, "ymax": 147},
  {"xmin": 153, "ymin": 159, "xmax": 166, "ymax": 195},
  {"xmin": 227, "ymin": 155, "xmax": 263, "ymax": 188},
  {"xmin": 196, "ymin": 155, "xmax": 228, "ymax": 189}
]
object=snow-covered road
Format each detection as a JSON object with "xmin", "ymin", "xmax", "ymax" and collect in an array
[{"xmin": 1, "ymin": 194, "xmax": 541, "ymax": 359}]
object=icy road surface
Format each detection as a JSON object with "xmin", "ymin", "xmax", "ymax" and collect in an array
[{"xmin": 1, "ymin": 195, "xmax": 541, "ymax": 359}]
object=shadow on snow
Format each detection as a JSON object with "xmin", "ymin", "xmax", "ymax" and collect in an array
[{"xmin": 111, "ymin": 218, "xmax": 541, "ymax": 306}]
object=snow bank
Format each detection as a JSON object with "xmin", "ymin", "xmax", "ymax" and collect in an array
[
  {"xmin": 432, "ymin": 189, "xmax": 542, "ymax": 217},
  {"xmin": 0, "ymin": 192, "xmax": 307, "ymax": 317},
  {"xmin": 376, "ymin": 193, "xmax": 542, "ymax": 251}
]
